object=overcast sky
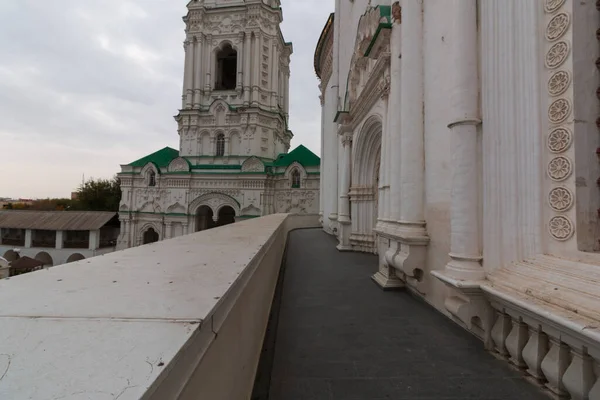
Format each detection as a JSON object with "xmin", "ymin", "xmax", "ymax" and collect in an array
[{"xmin": 0, "ymin": 0, "xmax": 331, "ymax": 199}]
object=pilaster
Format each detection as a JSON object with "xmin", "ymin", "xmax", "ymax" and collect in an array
[
  {"xmin": 55, "ymin": 231, "xmax": 63, "ymax": 250},
  {"xmin": 383, "ymin": 0, "xmax": 429, "ymax": 280},
  {"xmin": 193, "ymin": 36, "xmax": 204, "ymax": 108},
  {"xmin": 25, "ymin": 229, "xmax": 32, "ymax": 248},
  {"xmin": 337, "ymin": 128, "xmax": 352, "ymax": 251}
]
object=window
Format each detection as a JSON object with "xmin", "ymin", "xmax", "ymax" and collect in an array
[
  {"xmin": 216, "ymin": 133, "xmax": 225, "ymax": 156},
  {"xmin": 148, "ymin": 170, "xmax": 156, "ymax": 187},
  {"xmin": 291, "ymin": 169, "xmax": 301, "ymax": 188},
  {"xmin": 215, "ymin": 44, "xmax": 237, "ymax": 90}
]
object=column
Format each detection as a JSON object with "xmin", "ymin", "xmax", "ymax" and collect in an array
[
  {"xmin": 55, "ymin": 231, "xmax": 63, "ymax": 250},
  {"xmin": 182, "ymin": 222, "xmax": 189, "ymax": 236},
  {"xmin": 397, "ymin": 0, "xmax": 425, "ymax": 235},
  {"xmin": 183, "ymin": 40, "xmax": 194, "ymax": 108},
  {"xmin": 284, "ymin": 73, "xmax": 290, "ymax": 115},
  {"xmin": 25, "ymin": 229, "xmax": 32, "ymax": 248},
  {"xmin": 165, "ymin": 222, "xmax": 173, "ymax": 240},
  {"xmin": 237, "ymin": 33, "xmax": 244, "ymax": 91},
  {"xmin": 252, "ymin": 32, "xmax": 261, "ymax": 104},
  {"xmin": 387, "ymin": 3, "xmax": 402, "ymax": 223},
  {"xmin": 89, "ymin": 230, "xmax": 100, "ymax": 251},
  {"xmin": 243, "ymin": 32, "xmax": 251, "ymax": 105},
  {"xmin": 378, "ymin": 90, "xmax": 389, "ymax": 223},
  {"xmin": 337, "ymin": 131, "xmax": 352, "ymax": 250},
  {"xmin": 444, "ymin": 0, "xmax": 484, "ymax": 280},
  {"xmin": 338, "ymin": 133, "xmax": 352, "ymax": 221},
  {"xmin": 319, "ymin": 94, "xmax": 325, "ymax": 224},
  {"xmin": 271, "ymin": 43, "xmax": 279, "ymax": 109},
  {"xmin": 182, "ymin": 40, "xmax": 193, "ymax": 109},
  {"xmin": 193, "ymin": 36, "xmax": 203, "ymax": 107},
  {"xmin": 224, "ymin": 137, "xmax": 230, "ymax": 156},
  {"xmin": 383, "ymin": 0, "xmax": 428, "ymax": 281},
  {"xmin": 204, "ymin": 34, "xmax": 212, "ymax": 94}
]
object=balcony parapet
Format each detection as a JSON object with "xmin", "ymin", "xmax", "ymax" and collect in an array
[
  {"xmin": 0, "ymin": 213, "xmax": 319, "ymax": 400},
  {"xmin": 433, "ymin": 254, "xmax": 600, "ymax": 399}
]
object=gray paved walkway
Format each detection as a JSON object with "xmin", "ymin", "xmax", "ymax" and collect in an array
[{"xmin": 267, "ymin": 229, "xmax": 548, "ymax": 400}]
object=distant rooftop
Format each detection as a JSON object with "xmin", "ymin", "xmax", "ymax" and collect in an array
[{"xmin": 0, "ymin": 210, "xmax": 118, "ymax": 231}]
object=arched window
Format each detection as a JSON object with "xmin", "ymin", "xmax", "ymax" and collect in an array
[
  {"xmin": 291, "ymin": 169, "xmax": 301, "ymax": 188},
  {"xmin": 215, "ymin": 44, "xmax": 237, "ymax": 90},
  {"xmin": 216, "ymin": 133, "xmax": 225, "ymax": 156},
  {"xmin": 148, "ymin": 170, "xmax": 156, "ymax": 187}
]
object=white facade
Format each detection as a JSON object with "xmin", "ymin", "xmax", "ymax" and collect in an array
[
  {"xmin": 317, "ymin": 0, "xmax": 600, "ymax": 397},
  {"xmin": 118, "ymin": 0, "xmax": 320, "ymax": 249}
]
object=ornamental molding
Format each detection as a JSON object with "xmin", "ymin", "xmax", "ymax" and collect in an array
[
  {"xmin": 346, "ymin": 53, "xmax": 391, "ymax": 131},
  {"xmin": 543, "ymin": 1, "xmax": 575, "ymax": 242},
  {"xmin": 549, "ymin": 187, "xmax": 574, "ymax": 212},
  {"xmin": 545, "ymin": 12, "xmax": 570, "ymax": 42},
  {"xmin": 547, "ymin": 127, "xmax": 572, "ymax": 153},
  {"xmin": 549, "ymin": 215, "xmax": 574, "ymax": 241},
  {"xmin": 545, "ymin": 41, "xmax": 570, "ymax": 69},
  {"xmin": 548, "ymin": 98, "xmax": 571, "ymax": 124},
  {"xmin": 547, "ymin": 70, "xmax": 571, "ymax": 97},
  {"xmin": 548, "ymin": 156, "xmax": 572, "ymax": 182}
]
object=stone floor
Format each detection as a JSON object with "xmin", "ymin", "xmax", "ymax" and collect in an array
[{"xmin": 266, "ymin": 229, "xmax": 549, "ymax": 400}]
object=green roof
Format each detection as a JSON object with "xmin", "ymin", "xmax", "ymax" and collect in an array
[
  {"xmin": 128, "ymin": 147, "xmax": 179, "ymax": 168},
  {"xmin": 273, "ymin": 145, "xmax": 320, "ymax": 168}
]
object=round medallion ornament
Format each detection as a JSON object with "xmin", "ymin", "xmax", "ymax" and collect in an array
[
  {"xmin": 547, "ymin": 127, "xmax": 573, "ymax": 153},
  {"xmin": 548, "ymin": 156, "xmax": 572, "ymax": 181},
  {"xmin": 549, "ymin": 215, "xmax": 574, "ymax": 241},
  {"xmin": 548, "ymin": 98, "xmax": 571, "ymax": 124},
  {"xmin": 545, "ymin": 0, "xmax": 566, "ymax": 13},
  {"xmin": 546, "ymin": 13, "xmax": 570, "ymax": 41},
  {"xmin": 545, "ymin": 41, "xmax": 570, "ymax": 69},
  {"xmin": 547, "ymin": 70, "xmax": 571, "ymax": 96},
  {"xmin": 549, "ymin": 187, "xmax": 574, "ymax": 212}
]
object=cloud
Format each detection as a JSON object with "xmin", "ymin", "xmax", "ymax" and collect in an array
[{"xmin": 0, "ymin": 0, "xmax": 332, "ymax": 198}]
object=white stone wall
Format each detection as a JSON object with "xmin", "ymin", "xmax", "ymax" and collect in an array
[{"xmin": 316, "ymin": 0, "xmax": 600, "ymax": 317}]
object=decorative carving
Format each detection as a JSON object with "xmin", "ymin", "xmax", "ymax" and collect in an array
[
  {"xmin": 544, "ymin": 0, "xmax": 566, "ymax": 14},
  {"xmin": 392, "ymin": 2, "xmax": 401, "ymax": 23},
  {"xmin": 549, "ymin": 187, "xmax": 574, "ymax": 212},
  {"xmin": 549, "ymin": 215, "xmax": 574, "ymax": 241},
  {"xmin": 548, "ymin": 156, "xmax": 572, "ymax": 181},
  {"xmin": 548, "ymin": 98, "xmax": 571, "ymax": 124},
  {"xmin": 168, "ymin": 157, "xmax": 190, "ymax": 172},
  {"xmin": 545, "ymin": 41, "xmax": 570, "ymax": 69},
  {"xmin": 547, "ymin": 70, "xmax": 571, "ymax": 96},
  {"xmin": 545, "ymin": 13, "xmax": 570, "ymax": 42},
  {"xmin": 241, "ymin": 157, "xmax": 265, "ymax": 172},
  {"xmin": 547, "ymin": 127, "xmax": 573, "ymax": 153}
]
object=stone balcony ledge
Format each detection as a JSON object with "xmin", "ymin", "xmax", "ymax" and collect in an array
[{"xmin": 0, "ymin": 213, "xmax": 319, "ymax": 400}]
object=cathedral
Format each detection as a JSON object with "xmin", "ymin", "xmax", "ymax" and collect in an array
[
  {"xmin": 116, "ymin": 0, "xmax": 320, "ymax": 249},
  {"xmin": 317, "ymin": 0, "xmax": 600, "ymax": 396}
]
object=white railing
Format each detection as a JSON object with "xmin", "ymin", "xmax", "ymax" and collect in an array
[{"xmin": 0, "ymin": 213, "xmax": 319, "ymax": 400}]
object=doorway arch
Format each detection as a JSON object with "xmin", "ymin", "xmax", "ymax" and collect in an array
[
  {"xmin": 196, "ymin": 205, "xmax": 216, "ymax": 232},
  {"xmin": 142, "ymin": 228, "xmax": 159, "ymax": 245},
  {"xmin": 34, "ymin": 251, "xmax": 53, "ymax": 267},
  {"xmin": 3, "ymin": 250, "xmax": 19, "ymax": 262},
  {"xmin": 66, "ymin": 253, "xmax": 85, "ymax": 263},
  {"xmin": 350, "ymin": 114, "xmax": 383, "ymax": 253},
  {"xmin": 216, "ymin": 206, "xmax": 236, "ymax": 227}
]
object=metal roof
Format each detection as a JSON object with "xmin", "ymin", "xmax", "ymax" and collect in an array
[{"xmin": 0, "ymin": 211, "xmax": 118, "ymax": 231}]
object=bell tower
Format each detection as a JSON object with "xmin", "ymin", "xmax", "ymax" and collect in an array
[{"xmin": 175, "ymin": 0, "xmax": 293, "ymax": 163}]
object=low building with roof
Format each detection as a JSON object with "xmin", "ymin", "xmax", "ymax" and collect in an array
[
  {"xmin": 0, "ymin": 210, "xmax": 120, "ymax": 267},
  {"xmin": 117, "ymin": 144, "xmax": 320, "ymax": 249}
]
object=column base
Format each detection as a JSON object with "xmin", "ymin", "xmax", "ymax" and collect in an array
[
  {"xmin": 431, "ymin": 270, "xmax": 492, "ymax": 340},
  {"xmin": 372, "ymin": 271, "xmax": 405, "ymax": 290},
  {"xmin": 337, "ymin": 217, "xmax": 352, "ymax": 251},
  {"xmin": 444, "ymin": 254, "xmax": 486, "ymax": 281}
]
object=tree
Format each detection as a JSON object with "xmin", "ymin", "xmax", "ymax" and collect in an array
[{"xmin": 76, "ymin": 176, "xmax": 121, "ymax": 212}]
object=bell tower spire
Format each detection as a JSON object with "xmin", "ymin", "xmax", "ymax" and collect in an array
[{"xmin": 175, "ymin": 0, "xmax": 293, "ymax": 162}]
